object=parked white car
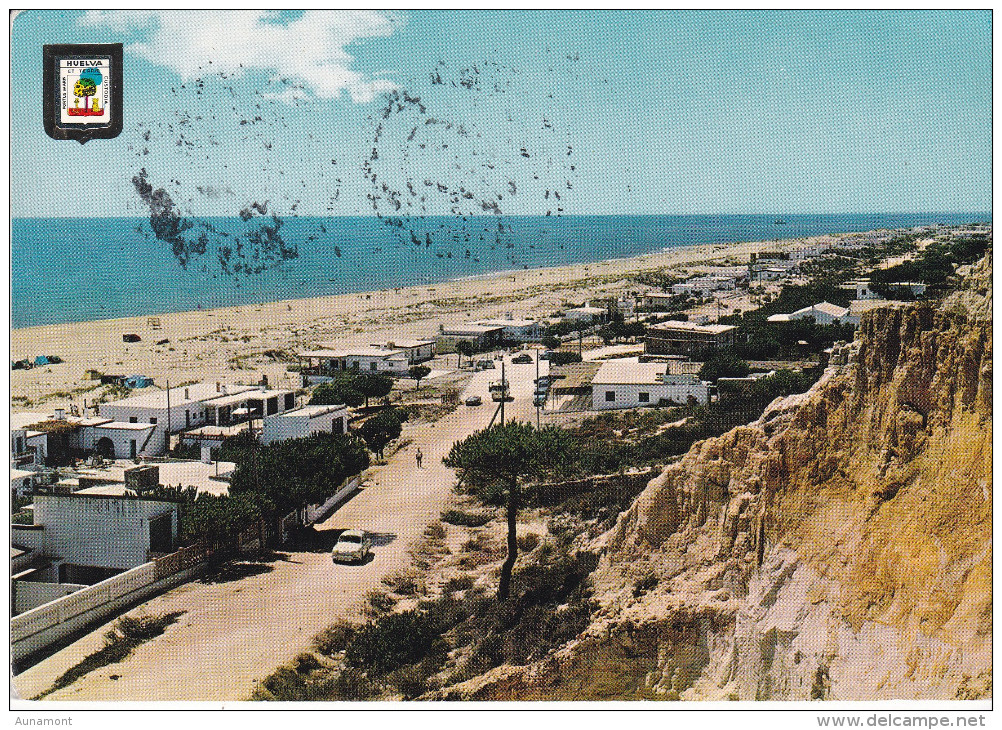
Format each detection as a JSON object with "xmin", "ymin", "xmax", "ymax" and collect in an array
[{"xmin": 331, "ymin": 530, "xmax": 372, "ymax": 564}]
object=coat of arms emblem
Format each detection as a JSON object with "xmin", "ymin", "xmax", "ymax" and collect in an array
[{"xmin": 43, "ymin": 43, "xmax": 123, "ymax": 143}]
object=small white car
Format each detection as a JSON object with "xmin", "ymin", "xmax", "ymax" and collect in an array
[{"xmin": 331, "ymin": 530, "xmax": 372, "ymax": 564}]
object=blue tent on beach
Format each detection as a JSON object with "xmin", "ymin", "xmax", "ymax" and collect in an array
[{"xmin": 33, "ymin": 356, "xmax": 49, "ymax": 367}]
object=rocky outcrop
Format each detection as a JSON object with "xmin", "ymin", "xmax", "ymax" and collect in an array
[{"xmin": 448, "ymin": 254, "xmax": 992, "ymax": 701}]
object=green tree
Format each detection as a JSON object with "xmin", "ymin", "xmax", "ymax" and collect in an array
[
  {"xmin": 541, "ymin": 335, "xmax": 561, "ymax": 350},
  {"xmin": 183, "ymin": 491, "xmax": 263, "ymax": 549},
  {"xmin": 310, "ymin": 378, "xmax": 364, "ymax": 408},
  {"xmin": 444, "ymin": 422, "xmax": 572, "ymax": 601},
  {"xmin": 229, "ymin": 432, "xmax": 370, "ymax": 524},
  {"xmin": 455, "ymin": 340, "xmax": 475, "ymax": 368},
  {"xmin": 354, "ymin": 372, "xmax": 393, "ymax": 408},
  {"xmin": 408, "ymin": 364, "xmax": 431, "ymax": 389},
  {"xmin": 73, "ymin": 77, "xmax": 97, "ymax": 110},
  {"xmin": 698, "ymin": 350, "xmax": 751, "ymax": 382},
  {"xmin": 359, "ymin": 408, "xmax": 406, "ymax": 459}
]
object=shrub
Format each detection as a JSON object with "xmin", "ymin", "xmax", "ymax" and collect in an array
[
  {"xmin": 443, "ymin": 575, "xmax": 475, "ymax": 594},
  {"xmin": 517, "ymin": 533, "xmax": 540, "ymax": 552},
  {"xmin": 441, "ymin": 509, "xmax": 493, "ymax": 527},
  {"xmin": 344, "ymin": 610, "xmax": 444, "ymax": 676},
  {"xmin": 315, "ymin": 621, "xmax": 357, "ymax": 656}
]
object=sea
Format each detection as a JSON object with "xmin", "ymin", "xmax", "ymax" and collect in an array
[{"xmin": 11, "ymin": 213, "xmax": 989, "ymax": 329}]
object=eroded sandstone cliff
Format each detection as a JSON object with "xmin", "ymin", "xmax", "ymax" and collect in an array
[{"xmin": 444, "ymin": 254, "xmax": 992, "ymax": 701}]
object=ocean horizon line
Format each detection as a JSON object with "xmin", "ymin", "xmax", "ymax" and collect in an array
[
  {"xmin": 12, "ymin": 212, "xmax": 990, "ymax": 329},
  {"xmin": 11, "ymin": 211, "xmax": 993, "ymax": 222}
]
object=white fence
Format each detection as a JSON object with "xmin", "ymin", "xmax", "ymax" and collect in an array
[
  {"xmin": 304, "ymin": 475, "xmax": 361, "ymax": 525},
  {"xmin": 11, "ymin": 544, "xmax": 207, "ymax": 664}
]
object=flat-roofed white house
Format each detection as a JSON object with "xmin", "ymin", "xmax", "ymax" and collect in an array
[
  {"xmin": 11, "ymin": 492, "xmax": 180, "ymax": 614},
  {"xmin": 11, "ymin": 414, "xmax": 50, "ymax": 468},
  {"xmin": 591, "ymin": 358, "xmax": 708, "ymax": 410},
  {"xmin": 563, "ymin": 305, "xmax": 608, "ymax": 325},
  {"xmin": 435, "ymin": 323, "xmax": 505, "ymax": 353},
  {"xmin": 370, "ymin": 339, "xmax": 436, "ymax": 364},
  {"xmin": 471, "ymin": 316, "xmax": 544, "ymax": 343},
  {"xmin": 766, "ymin": 302, "xmax": 851, "ymax": 326},
  {"xmin": 261, "ymin": 404, "xmax": 350, "ymax": 445},
  {"xmin": 299, "ymin": 346, "xmax": 411, "ymax": 384},
  {"xmin": 97, "ymin": 382, "xmax": 298, "ymax": 455},
  {"xmin": 671, "ymin": 275, "xmax": 740, "ymax": 297},
  {"xmin": 11, "ymin": 411, "xmax": 158, "ymax": 462}
]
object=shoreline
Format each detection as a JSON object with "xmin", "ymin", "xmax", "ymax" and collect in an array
[{"xmin": 6, "ymin": 228, "xmax": 905, "ymax": 408}]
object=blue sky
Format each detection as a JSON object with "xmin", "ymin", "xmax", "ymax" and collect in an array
[{"xmin": 11, "ymin": 9, "xmax": 992, "ymax": 218}]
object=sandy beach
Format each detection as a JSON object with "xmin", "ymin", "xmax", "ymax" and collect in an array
[{"xmin": 10, "ymin": 232, "xmax": 836, "ymax": 410}]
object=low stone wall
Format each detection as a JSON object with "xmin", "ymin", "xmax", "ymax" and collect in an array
[
  {"xmin": 11, "ymin": 544, "xmax": 208, "ymax": 664},
  {"xmin": 304, "ymin": 475, "xmax": 361, "ymax": 525},
  {"xmin": 13, "ymin": 581, "xmax": 87, "ymax": 615}
]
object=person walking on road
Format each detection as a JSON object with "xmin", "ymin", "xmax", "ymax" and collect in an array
[{"xmin": 415, "ymin": 448, "xmax": 423, "ymax": 468}]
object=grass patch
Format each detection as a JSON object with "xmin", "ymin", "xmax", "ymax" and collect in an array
[{"xmin": 35, "ymin": 612, "xmax": 184, "ymax": 699}]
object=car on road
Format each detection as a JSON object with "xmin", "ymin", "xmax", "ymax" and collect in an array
[
  {"xmin": 465, "ymin": 395, "xmax": 483, "ymax": 406},
  {"xmin": 511, "ymin": 353, "xmax": 533, "ymax": 364},
  {"xmin": 476, "ymin": 359, "xmax": 495, "ymax": 370},
  {"xmin": 534, "ymin": 375, "xmax": 553, "ymax": 386},
  {"xmin": 533, "ymin": 394, "xmax": 547, "ymax": 407},
  {"xmin": 331, "ymin": 530, "xmax": 372, "ymax": 564},
  {"xmin": 539, "ymin": 350, "xmax": 556, "ymax": 360}
]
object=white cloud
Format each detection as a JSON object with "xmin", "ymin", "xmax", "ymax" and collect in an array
[{"xmin": 78, "ymin": 10, "xmax": 399, "ymax": 102}]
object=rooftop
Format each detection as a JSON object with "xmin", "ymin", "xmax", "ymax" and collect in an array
[
  {"xmin": 472, "ymin": 318, "xmax": 540, "ymax": 328},
  {"xmin": 270, "ymin": 404, "xmax": 348, "ymax": 419},
  {"xmin": 592, "ymin": 358, "xmax": 668, "ymax": 385},
  {"xmin": 371, "ymin": 339, "xmax": 435, "ymax": 349},
  {"xmin": 647, "ymin": 321, "xmax": 737, "ymax": 335},
  {"xmin": 102, "ymin": 382, "xmax": 258, "ymax": 409},
  {"xmin": 74, "ymin": 459, "xmax": 237, "ymax": 497},
  {"xmin": 301, "ymin": 347, "xmax": 405, "ymax": 359},
  {"xmin": 202, "ymin": 387, "xmax": 295, "ymax": 408},
  {"xmin": 439, "ymin": 324, "xmax": 504, "ymax": 335}
]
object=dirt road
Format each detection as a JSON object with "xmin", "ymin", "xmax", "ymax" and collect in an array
[{"xmin": 13, "ymin": 355, "xmax": 546, "ymax": 702}]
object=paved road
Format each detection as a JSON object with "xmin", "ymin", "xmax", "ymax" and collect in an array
[{"xmin": 13, "ymin": 354, "xmax": 546, "ymax": 703}]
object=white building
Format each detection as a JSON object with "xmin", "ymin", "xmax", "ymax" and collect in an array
[
  {"xmin": 767, "ymin": 302, "xmax": 851, "ymax": 326},
  {"xmin": 563, "ymin": 306, "xmax": 607, "ymax": 324},
  {"xmin": 261, "ymin": 404, "xmax": 350, "ymax": 445},
  {"xmin": 435, "ymin": 323, "xmax": 505, "ymax": 352},
  {"xmin": 11, "ymin": 493, "xmax": 180, "ymax": 613},
  {"xmin": 11, "ymin": 469, "xmax": 37, "ymax": 499},
  {"xmin": 11, "ymin": 411, "xmax": 157, "ymax": 462},
  {"xmin": 591, "ymin": 358, "xmax": 708, "ymax": 410},
  {"xmin": 671, "ymin": 275, "xmax": 740, "ymax": 297},
  {"xmin": 97, "ymin": 382, "xmax": 297, "ymax": 453},
  {"xmin": 299, "ymin": 347, "xmax": 411, "ymax": 383},
  {"xmin": 370, "ymin": 339, "xmax": 436, "ymax": 364},
  {"xmin": 471, "ymin": 316, "xmax": 544, "ymax": 343}
]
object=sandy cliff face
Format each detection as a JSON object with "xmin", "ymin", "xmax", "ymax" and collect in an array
[{"xmin": 447, "ymin": 255, "xmax": 992, "ymax": 701}]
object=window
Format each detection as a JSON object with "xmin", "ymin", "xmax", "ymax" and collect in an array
[
  {"xmin": 149, "ymin": 417, "xmax": 157, "ymax": 424},
  {"xmin": 638, "ymin": 392, "xmax": 650, "ymax": 403},
  {"xmin": 129, "ymin": 440, "xmax": 137, "ymax": 458},
  {"xmin": 605, "ymin": 390, "xmax": 615, "ymax": 402},
  {"xmin": 129, "ymin": 416, "xmax": 138, "ymax": 423}
]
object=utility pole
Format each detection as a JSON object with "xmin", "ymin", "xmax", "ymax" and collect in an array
[
  {"xmin": 165, "ymin": 379, "xmax": 171, "ymax": 454},
  {"xmin": 535, "ymin": 347, "xmax": 540, "ymax": 429},
  {"xmin": 500, "ymin": 358, "xmax": 506, "ymax": 426}
]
